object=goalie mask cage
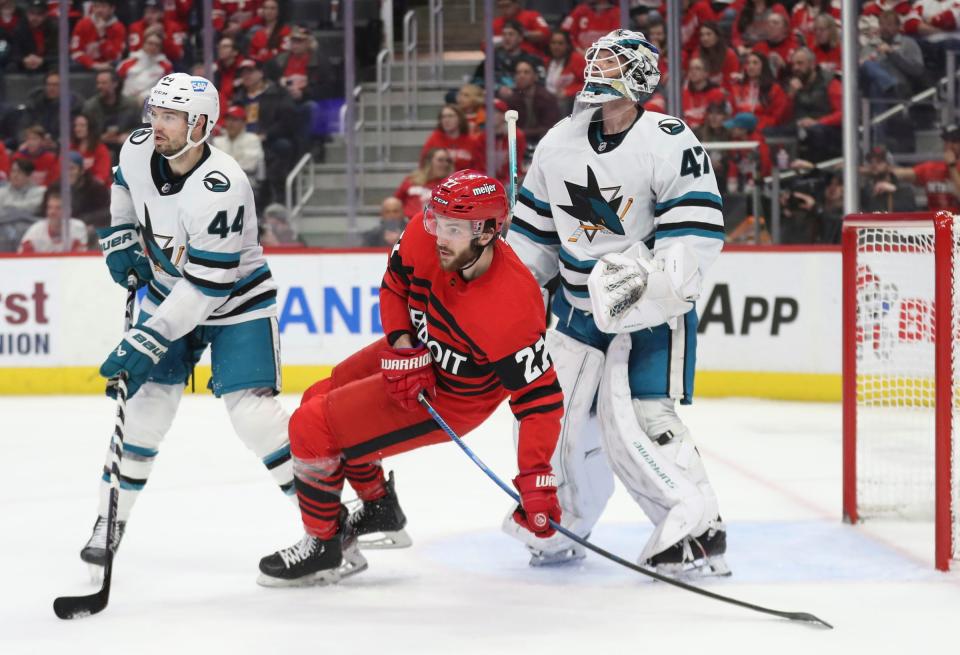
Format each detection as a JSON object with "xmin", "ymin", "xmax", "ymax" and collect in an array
[{"xmin": 842, "ymin": 211, "xmax": 960, "ymax": 571}]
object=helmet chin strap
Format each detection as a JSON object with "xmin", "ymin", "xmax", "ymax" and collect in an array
[
  {"xmin": 458, "ymin": 237, "xmax": 493, "ymax": 273},
  {"xmin": 159, "ymin": 117, "xmax": 210, "ymax": 161}
]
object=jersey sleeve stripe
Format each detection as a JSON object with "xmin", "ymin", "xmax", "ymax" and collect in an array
[
  {"xmin": 112, "ymin": 166, "xmax": 129, "ymax": 189},
  {"xmin": 654, "ymin": 191, "xmax": 723, "ymax": 216},
  {"xmin": 230, "ymin": 264, "xmax": 272, "ymax": 297},
  {"xmin": 513, "ymin": 400, "xmax": 565, "ymax": 420},
  {"xmin": 187, "ymin": 244, "xmax": 241, "ymax": 263},
  {"xmin": 510, "ymin": 217, "xmax": 561, "ymax": 245},
  {"xmin": 187, "ymin": 252, "xmax": 241, "ymax": 270},
  {"xmin": 656, "ymin": 227, "xmax": 725, "ymax": 240},
  {"xmin": 509, "ymin": 379, "xmax": 563, "ymax": 408},
  {"xmin": 559, "ymin": 247, "xmax": 597, "ymax": 272},
  {"xmin": 184, "ymin": 270, "xmax": 235, "ymax": 296},
  {"xmin": 518, "ymin": 186, "xmax": 553, "ymax": 217},
  {"xmin": 560, "ymin": 277, "xmax": 590, "ymax": 297}
]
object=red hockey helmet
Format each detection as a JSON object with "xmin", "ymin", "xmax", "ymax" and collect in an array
[{"xmin": 424, "ymin": 170, "xmax": 509, "ymax": 240}]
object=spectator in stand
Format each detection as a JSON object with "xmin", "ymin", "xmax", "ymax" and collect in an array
[
  {"xmin": 456, "ymin": 83, "xmax": 486, "ymax": 133},
  {"xmin": 859, "ymin": 144, "xmax": 917, "ymax": 213},
  {"xmin": 694, "ymin": 21, "xmax": 741, "ymax": 88},
  {"xmin": 64, "ymin": 150, "xmax": 110, "ymax": 235},
  {"xmin": 128, "ymin": 0, "xmax": 185, "ymax": 65},
  {"xmin": 70, "ymin": 0, "xmax": 126, "ymax": 71},
  {"xmin": 784, "ymin": 46, "xmax": 842, "ymax": 161},
  {"xmin": 492, "ymin": 0, "xmax": 551, "ymax": 55},
  {"xmin": 544, "ymin": 29, "xmax": 586, "ymax": 114},
  {"xmin": 213, "ymin": 105, "xmax": 265, "ymax": 199},
  {"xmin": 502, "ymin": 60, "xmax": 560, "ymax": 145},
  {"xmin": 644, "ymin": 15, "xmax": 670, "ymax": 84},
  {"xmin": 0, "ymin": 159, "xmax": 44, "ymax": 219},
  {"xmin": 118, "ymin": 27, "xmax": 174, "ymax": 102},
  {"xmin": 730, "ymin": 50, "xmax": 789, "ymax": 130},
  {"xmin": 258, "ymin": 202, "xmax": 303, "ymax": 247},
  {"xmin": 14, "ymin": 0, "xmax": 58, "ymax": 73},
  {"xmin": 234, "ymin": 57, "xmax": 300, "ymax": 205},
  {"xmin": 891, "ymin": 124, "xmax": 960, "ymax": 211},
  {"xmin": 562, "ymin": 0, "xmax": 621, "ymax": 52},
  {"xmin": 393, "ymin": 148, "xmax": 455, "ymax": 220},
  {"xmin": 733, "ymin": 0, "xmax": 785, "ymax": 54},
  {"xmin": 214, "ymin": 36, "xmax": 242, "ymax": 117},
  {"xmin": 860, "ymin": 10, "xmax": 925, "ymax": 101},
  {"xmin": 266, "ymin": 25, "xmax": 326, "ymax": 103},
  {"xmin": 22, "ymin": 71, "xmax": 83, "ymax": 139},
  {"xmin": 470, "ymin": 98, "xmax": 527, "ymax": 187},
  {"xmin": 82, "ymin": 70, "xmax": 143, "ymax": 161},
  {"xmin": 809, "ymin": 13, "xmax": 841, "ymax": 75},
  {"xmin": 0, "ymin": 139, "xmax": 8, "ymax": 181},
  {"xmin": 13, "ymin": 125, "xmax": 57, "ymax": 186},
  {"xmin": 0, "ymin": 0, "xmax": 26, "ymax": 71},
  {"xmin": 752, "ymin": 8, "xmax": 800, "ymax": 79},
  {"xmin": 362, "ymin": 197, "xmax": 406, "ymax": 248},
  {"xmin": 698, "ymin": 99, "xmax": 732, "ymax": 142},
  {"xmin": 473, "ymin": 20, "xmax": 546, "ymax": 93},
  {"xmin": 70, "ymin": 113, "xmax": 111, "ymax": 186},
  {"xmin": 682, "ymin": 57, "xmax": 729, "ymax": 130},
  {"xmin": 249, "ymin": 0, "xmax": 290, "ymax": 62},
  {"xmin": 213, "ymin": 0, "xmax": 262, "ymax": 33},
  {"xmin": 790, "ymin": 0, "xmax": 841, "ymax": 47},
  {"xmin": 18, "ymin": 189, "xmax": 88, "ymax": 253},
  {"xmin": 421, "ymin": 105, "xmax": 476, "ymax": 171},
  {"xmin": 723, "ymin": 111, "xmax": 772, "ymax": 189}
]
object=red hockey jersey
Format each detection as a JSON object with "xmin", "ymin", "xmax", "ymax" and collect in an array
[{"xmin": 379, "ymin": 213, "xmax": 563, "ymax": 475}]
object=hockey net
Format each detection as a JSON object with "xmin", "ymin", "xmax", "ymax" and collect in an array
[{"xmin": 842, "ymin": 212, "xmax": 960, "ymax": 571}]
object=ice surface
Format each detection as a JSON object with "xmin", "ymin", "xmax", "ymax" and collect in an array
[{"xmin": 2, "ymin": 396, "xmax": 958, "ymax": 654}]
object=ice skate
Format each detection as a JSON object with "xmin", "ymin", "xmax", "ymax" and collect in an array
[
  {"xmin": 528, "ymin": 543, "xmax": 586, "ymax": 567},
  {"xmin": 346, "ymin": 471, "xmax": 411, "ymax": 549},
  {"xmin": 644, "ymin": 524, "xmax": 730, "ymax": 579},
  {"xmin": 257, "ymin": 530, "xmax": 368, "ymax": 587},
  {"xmin": 80, "ymin": 515, "xmax": 126, "ymax": 581}
]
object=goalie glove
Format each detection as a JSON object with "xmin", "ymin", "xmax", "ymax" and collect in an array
[{"xmin": 588, "ymin": 241, "xmax": 702, "ymax": 334}]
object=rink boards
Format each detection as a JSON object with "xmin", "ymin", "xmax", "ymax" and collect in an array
[{"xmin": 0, "ymin": 246, "xmax": 842, "ymax": 399}]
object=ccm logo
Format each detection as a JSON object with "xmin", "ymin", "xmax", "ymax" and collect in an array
[
  {"xmin": 381, "ymin": 352, "xmax": 431, "ymax": 370},
  {"xmin": 472, "ymin": 183, "xmax": 496, "ymax": 196}
]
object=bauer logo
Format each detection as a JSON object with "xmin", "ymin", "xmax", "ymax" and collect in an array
[
  {"xmin": 658, "ymin": 118, "xmax": 685, "ymax": 135},
  {"xmin": 472, "ymin": 183, "xmax": 497, "ymax": 196},
  {"xmin": 203, "ymin": 171, "xmax": 231, "ymax": 193}
]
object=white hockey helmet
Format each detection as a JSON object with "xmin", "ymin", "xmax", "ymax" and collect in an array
[
  {"xmin": 144, "ymin": 73, "xmax": 220, "ymax": 159},
  {"xmin": 578, "ymin": 29, "xmax": 661, "ymax": 104}
]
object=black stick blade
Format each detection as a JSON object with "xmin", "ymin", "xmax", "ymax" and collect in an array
[
  {"xmin": 53, "ymin": 589, "xmax": 108, "ymax": 620},
  {"xmin": 785, "ymin": 612, "xmax": 833, "ymax": 629}
]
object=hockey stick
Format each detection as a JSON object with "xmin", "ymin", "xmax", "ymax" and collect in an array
[
  {"xmin": 54, "ymin": 274, "xmax": 138, "ymax": 620},
  {"xmin": 417, "ymin": 394, "xmax": 833, "ymax": 629},
  {"xmin": 502, "ymin": 109, "xmax": 519, "ymax": 237}
]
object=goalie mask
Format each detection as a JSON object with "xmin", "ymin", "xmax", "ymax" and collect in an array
[
  {"xmin": 578, "ymin": 29, "xmax": 661, "ymax": 105},
  {"xmin": 143, "ymin": 73, "xmax": 220, "ymax": 160}
]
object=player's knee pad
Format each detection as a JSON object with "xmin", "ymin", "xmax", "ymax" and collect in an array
[
  {"xmin": 224, "ymin": 389, "xmax": 295, "ymax": 495},
  {"xmin": 505, "ymin": 330, "xmax": 614, "ymax": 551},
  {"xmin": 598, "ymin": 335, "xmax": 718, "ymax": 560}
]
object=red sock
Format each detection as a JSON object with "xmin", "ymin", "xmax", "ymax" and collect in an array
[{"xmin": 345, "ymin": 461, "xmax": 387, "ymax": 501}]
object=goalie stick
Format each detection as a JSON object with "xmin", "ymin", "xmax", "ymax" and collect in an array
[
  {"xmin": 54, "ymin": 274, "xmax": 138, "ymax": 620},
  {"xmin": 417, "ymin": 393, "xmax": 833, "ymax": 629}
]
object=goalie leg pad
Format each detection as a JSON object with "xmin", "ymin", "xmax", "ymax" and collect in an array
[
  {"xmin": 224, "ymin": 388, "xmax": 296, "ymax": 498},
  {"xmin": 503, "ymin": 329, "xmax": 614, "ymax": 558},
  {"xmin": 597, "ymin": 334, "xmax": 719, "ymax": 562},
  {"xmin": 98, "ymin": 381, "xmax": 184, "ymax": 520}
]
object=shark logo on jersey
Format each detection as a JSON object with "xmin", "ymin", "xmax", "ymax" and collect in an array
[
  {"xmin": 141, "ymin": 205, "xmax": 179, "ymax": 274},
  {"xmin": 557, "ymin": 165, "xmax": 627, "ymax": 242},
  {"xmin": 203, "ymin": 171, "xmax": 231, "ymax": 193},
  {"xmin": 658, "ymin": 118, "xmax": 685, "ymax": 135}
]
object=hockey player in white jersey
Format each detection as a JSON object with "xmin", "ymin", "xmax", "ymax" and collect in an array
[
  {"xmin": 80, "ymin": 73, "xmax": 294, "ymax": 568},
  {"xmin": 504, "ymin": 29, "xmax": 729, "ymax": 577}
]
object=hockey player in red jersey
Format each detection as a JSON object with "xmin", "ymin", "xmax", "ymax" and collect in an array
[{"xmin": 258, "ymin": 170, "xmax": 565, "ymax": 586}]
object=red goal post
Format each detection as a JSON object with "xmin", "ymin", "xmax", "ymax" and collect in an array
[{"xmin": 842, "ymin": 211, "xmax": 959, "ymax": 571}]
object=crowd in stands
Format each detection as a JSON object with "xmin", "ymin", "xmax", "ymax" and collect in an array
[{"xmin": 0, "ymin": 0, "xmax": 328, "ymax": 252}]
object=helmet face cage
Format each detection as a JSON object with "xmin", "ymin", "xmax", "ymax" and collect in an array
[
  {"xmin": 580, "ymin": 29, "xmax": 661, "ymax": 104},
  {"xmin": 144, "ymin": 73, "xmax": 220, "ymax": 159}
]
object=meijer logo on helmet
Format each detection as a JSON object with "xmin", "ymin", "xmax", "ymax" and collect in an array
[{"xmin": 472, "ymin": 183, "xmax": 497, "ymax": 196}]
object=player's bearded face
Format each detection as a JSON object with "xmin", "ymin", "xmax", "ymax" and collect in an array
[
  {"xmin": 432, "ymin": 217, "xmax": 483, "ymax": 271},
  {"xmin": 149, "ymin": 108, "xmax": 190, "ymax": 156}
]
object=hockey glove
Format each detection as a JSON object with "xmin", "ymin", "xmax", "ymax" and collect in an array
[
  {"xmin": 380, "ymin": 343, "xmax": 436, "ymax": 411},
  {"xmin": 97, "ymin": 224, "xmax": 153, "ymax": 289},
  {"xmin": 512, "ymin": 470, "xmax": 561, "ymax": 538},
  {"xmin": 100, "ymin": 325, "xmax": 170, "ymax": 399}
]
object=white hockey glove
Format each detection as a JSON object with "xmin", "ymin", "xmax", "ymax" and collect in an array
[{"xmin": 589, "ymin": 242, "xmax": 702, "ymax": 334}]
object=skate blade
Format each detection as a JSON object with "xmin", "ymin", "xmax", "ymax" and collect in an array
[
  {"xmin": 528, "ymin": 548, "xmax": 586, "ymax": 568},
  {"xmin": 357, "ymin": 529, "xmax": 412, "ymax": 550},
  {"xmin": 256, "ymin": 551, "xmax": 369, "ymax": 588},
  {"xmin": 87, "ymin": 563, "xmax": 104, "ymax": 585},
  {"xmin": 650, "ymin": 555, "xmax": 732, "ymax": 581}
]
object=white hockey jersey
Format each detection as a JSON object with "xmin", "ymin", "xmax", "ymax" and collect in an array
[
  {"xmin": 111, "ymin": 127, "xmax": 277, "ymax": 341},
  {"xmin": 506, "ymin": 108, "xmax": 724, "ymax": 313}
]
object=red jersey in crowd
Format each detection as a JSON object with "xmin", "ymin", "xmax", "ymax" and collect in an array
[
  {"xmin": 13, "ymin": 147, "xmax": 57, "ymax": 186},
  {"xmin": 493, "ymin": 10, "xmax": 551, "ymax": 55},
  {"xmin": 682, "ymin": 84, "xmax": 728, "ymax": 129},
  {"xmin": 694, "ymin": 46, "xmax": 741, "ymax": 87},
  {"xmin": 0, "ymin": 142, "xmax": 10, "ymax": 183},
  {"xmin": 561, "ymin": 2, "xmax": 621, "ymax": 51},
  {"xmin": 912, "ymin": 161, "xmax": 960, "ymax": 211},
  {"xmin": 680, "ymin": 1, "xmax": 733, "ymax": 55},
  {"xmin": 729, "ymin": 80, "xmax": 789, "ymax": 130},
  {"xmin": 74, "ymin": 142, "xmax": 113, "ymax": 186},
  {"xmin": 127, "ymin": 17, "xmax": 186, "ymax": 62},
  {"xmin": 70, "ymin": 15, "xmax": 126, "ymax": 69},
  {"xmin": 380, "ymin": 213, "xmax": 563, "ymax": 474},
  {"xmin": 545, "ymin": 50, "xmax": 586, "ymax": 98},
  {"xmin": 248, "ymin": 25, "xmax": 291, "ymax": 62},
  {"xmin": 811, "ymin": 42, "xmax": 841, "ymax": 74},
  {"xmin": 791, "ymin": 0, "xmax": 841, "ymax": 45},
  {"xmin": 394, "ymin": 176, "xmax": 443, "ymax": 219},
  {"xmin": 903, "ymin": 0, "xmax": 960, "ymax": 33},
  {"xmin": 752, "ymin": 33, "xmax": 801, "ymax": 78},
  {"xmin": 213, "ymin": 0, "xmax": 262, "ymax": 31},
  {"xmin": 420, "ymin": 131, "xmax": 476, "ymax": 171},
  {"xmin": 163, "ymin": 0, "xmax": 194, "ymax": 23}
]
